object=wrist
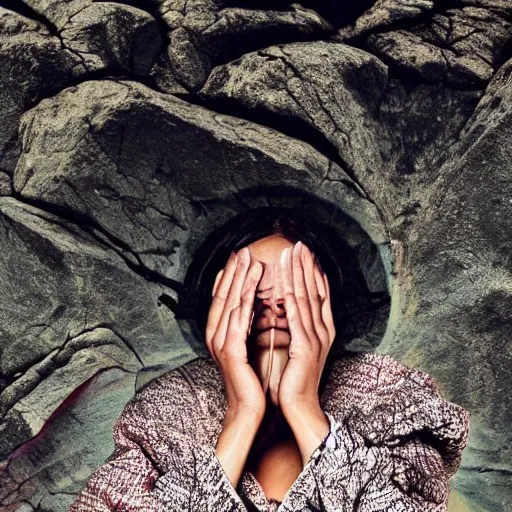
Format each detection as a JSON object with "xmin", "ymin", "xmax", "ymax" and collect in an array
[
  {"xmin": 225, "ymin": 404, "xmax": 265, "ymax": 426},
  {"xmin": 281, "ymin": 401, "xmax": 330, "ymax": 466},
  {"xmin": 281, "ymin": 396, "xmax": 323, "ymax": 423},
  {"xmin": 217, "ymin": 407, "xmax": 263, "ymax": 489}
]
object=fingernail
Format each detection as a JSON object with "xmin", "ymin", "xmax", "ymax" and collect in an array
[{"xmin": 280, "ymin": 247, "xmax": 289, "ymax": 266}]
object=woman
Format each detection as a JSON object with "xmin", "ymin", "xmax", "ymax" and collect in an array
[{"xmin": 68, "ymin": 207, "xmax": 470, "ymax": 511}]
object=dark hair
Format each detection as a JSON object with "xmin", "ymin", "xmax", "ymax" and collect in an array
[{"xmin": 175, "ymin": 206, "xmax": 384, "ymax": 373}]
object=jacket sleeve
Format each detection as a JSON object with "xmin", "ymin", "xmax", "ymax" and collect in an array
[
  {"xmin": 152, "ymin": 441, "xmax": 249, "ymax": 512},
  {"xmin": 66, "ymin": 420, "xmax": 171, "ymax": 511},
  {"xmin": 68, "ymin": 365, "xmax": 248, "ymax": 512},
  {"xmin": 305, "ymin": 373, "xmax": 470, "ymax": 511}
]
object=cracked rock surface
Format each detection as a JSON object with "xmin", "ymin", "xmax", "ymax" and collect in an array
[{"xmin": 0, "ymin": 1, "xmax": 511, "ymax": 511}]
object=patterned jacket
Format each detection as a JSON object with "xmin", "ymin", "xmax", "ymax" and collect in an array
[{"xmin": 68, "ymin": 352, "xmax": 470, "ymax": 511}]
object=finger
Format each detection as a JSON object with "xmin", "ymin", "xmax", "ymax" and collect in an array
[
  {"xmin": 239, "ymin": 261, "xmax": 263, "ymax": 339},
  {"xmin": 300, "ymin": 243, "xmax": 328, "ymax": 348},
  {"xmin": 206, "ymin": 252, "xmax": 237, "ymax": 359},
  {"xmin": 316, "ymin": 268, "xmax": 336, "ymax": 345},
  {"xmin": 224, "ymin": 260, "xmax": 262, "ymax": 359},
  {"xmin": 292, "ymin": 242, "xmax": 315, "ymax": 344},
  {"xmin": 312, "ymin": 264, "xmax": 331, "ymax": 345},
  {"xmin": 280, "ymin": 246, "xmax": 308, "ymax": 350},
  {"xmin": 206, "ymin": 253, "xmax": 237, "ymax": 340},
  {"xmin": 214, "ymin": 247, "xmax": 251, "ymax": 355}
]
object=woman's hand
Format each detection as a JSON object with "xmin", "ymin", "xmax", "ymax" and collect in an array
[
  {"xmin": 277, "ymin": 240, "xmax": 336, "ymax": 420},
  {"xmin": 275, "ymin": 241, "xmax": 337, "ymax": 464},
  {"xmin": 206, "ymin": 246, "xmax": 266, "ymax": 418}
]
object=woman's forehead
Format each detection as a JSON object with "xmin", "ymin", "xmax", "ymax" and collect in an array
[{"xmin": 246, "ymin": 234, "xmax": 294, "ymax": 265}]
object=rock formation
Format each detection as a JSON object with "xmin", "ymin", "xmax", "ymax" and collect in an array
[{"xmin": 0, "ymin": 1, "xmax": 510, "ymax": 510}]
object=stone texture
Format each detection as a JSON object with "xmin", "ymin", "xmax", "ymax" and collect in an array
[
  {"xmin": 366, "ymin": 6, "xmax": 512, "ymax": 87},
  {"xmin": 18, "ymin": 0, "xmax": 92, "ymax": 31},
  {"xmin": 0, "ymin": 197, "xmax": 191, "ymax": 461},
  {"xmin": 377, "ymin": 80, "xmax": 482, "ymax": 237},
  {"xmin": 14, "ymin": 79, "xmax": 386, "ymax": 279},
  {"xmin": 157, "ymin": 2, "xmax": 334, "ymax": 90},
  {"xmin": 0, "ymin": 8, "xmax": 84, "ymax": 175},
  {"xmin": 0, "ymin": 171, "xmax": 12, "ymax": 196},
  {"xmin": 200, "ymin": 41, "xmax": 394, "ymax": 222},
  {"xmin": 0, "ymin": 368, "xmax": 138, "ymax": 511},
  {"xmin": 0, "ymin": 1, "xmax": 510, "ymax": 510},
  {"xmin": 58, "ymin": 2, "xmax": 163, "ymax": 75},
  {"xmin": 335, "ymin": 0, "xmax": 435, "ymax": 41},
  {"xmin": 379, "ymin": 58, "xmax": 512, "ymax": 512}
]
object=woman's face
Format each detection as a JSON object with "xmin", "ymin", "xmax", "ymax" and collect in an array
[{"xmin": 245, "ymin": 233, "xmax": 295, "ymax": 406}]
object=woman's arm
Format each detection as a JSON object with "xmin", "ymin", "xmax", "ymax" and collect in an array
[
  {"xmin": 154, "ymin": 405, "xmax": 262, "ymax": 511},
  {"xmin": 216, "ymin": 406, "xmax": 264, "ymax": 488}
]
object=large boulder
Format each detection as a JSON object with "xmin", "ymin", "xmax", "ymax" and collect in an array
[
  {"xmin": 0, "ymin": 8, "xmax": 83, "ymax": 176},
  {"xmin": 380, "ymin": 59, "xmax": 512, "ymax": 512},
  {"xmin": 0, "ymin": 197, "xmax": 192, "ymax": 508},
  {"xmin": 0, "ymin": 1, "xmax": 510, "ymax": 510},
  {"xmin": 200, "ymin": 41, "xmax": 394, "ymax": 221},
  {"xmin": 156, "ymin": 2, "xmax": 333, "ymax": 91},
  {"xmin": 14, "ymin": 79, "xmax": 386, "ymax": 280}
]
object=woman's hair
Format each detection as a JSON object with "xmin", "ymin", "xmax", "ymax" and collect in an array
[{"xmin": 175, "ymin": 206, "xmax": 381, "ymax": 372}]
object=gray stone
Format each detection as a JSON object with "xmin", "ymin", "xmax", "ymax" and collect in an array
[
  {"xmin": 0, "ymin": 197, "xmax": 193, "ymax": 460},
  {"xmin": 59, "ymin": 2, "xmax": 163, "ymax": 75},
  {"xmin": 335, "ymin": 0, "xmax": 434, "ymax": 41},
  {"xmin": 0, "ymin": 171, "xmax": 11, "ymax": 195},
  {"xmin": 18, "ymin": 0, "xmax": 92, "ymax": 31},
  {"xmin": 1, "ymin": 368, "xmax": 138, "ymax": 510},
  {"xmin": 0, "ymin": 8, "xmax": 84, "ymax": 175},
  {"xmin": 377, "ymin": 80, "xmax": 482, "ymax": 237},
  {"xmin": 200, "ymin": 41, "xmax": 393, "ymax": 223},
  {"xmin": 14, "ymin": 79, "xmax": 386, "ymax": 281},
  {"xmin": 379, "ymin": 58, "xmax": 512, "ymax": 512},
  {"xmin": 366, "ymin": 7, "xmax": 512, "ymax": 87},
  {"xmin": 157, "ymin": 2, "xmax": 333, "ymax": 90}
]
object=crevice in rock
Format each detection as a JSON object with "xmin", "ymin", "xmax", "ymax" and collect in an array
[
  {"xmin": 10, "ymin": 191, "xmax": 184, "ymax": 295},
  {"xmin": 0, "ymin": 325, "xmax": 141, "ymax": 422},
  {"xmin": 336, "ymin": 1, "xmax": 504, "ymax": 91},
  {"xmin": 91, "ymin": 324, "xmax": 144, "ymax": 366},
  {"xmin": 230, "ymin": 0, "xmax": 295, "ymax": 11},
  {"xmin": 93, "ymin": 0, "xmax": 172, "ymax": 47},
  {"xmin": 0, "ymin": 0, "xmax": 57, "ymax": 33},
  {"xmin": 200, "ymin": 24, "xmax": 339, "ymax": 74},
  {"xmin": 300, "ymin": 0, "xmax": 376, "ymax": 30},
  {"xmin": 0, "ymin": 6, "xmax": 171, "ymax": 114},
  {"xmin": 375, "ymin": 56, "xmax": 488, "ymax": 92},
  {"xmin": 93, "ymin": 0, "xmax": 159, "ymax": 20},
  {"xmin": 184, "ymin": 91, "xmax": 376, "ymax": 203},
  {"xmin": 464, "ymin": 466, "xmax": 512, "ymax": 476},
  {"xmin": 340, "ymin": 0, "xmax": 458, "ymax": 43}
]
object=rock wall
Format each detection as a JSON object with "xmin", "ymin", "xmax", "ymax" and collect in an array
[{"xmin": 0, "ymin": 1, "xmax": 511, "ymax": 511}]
